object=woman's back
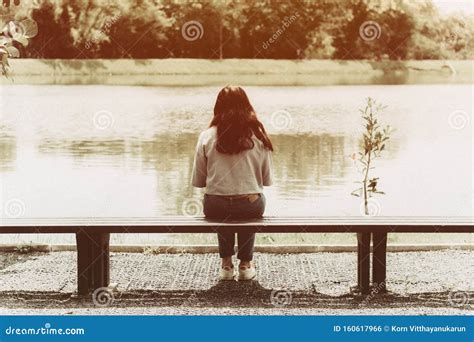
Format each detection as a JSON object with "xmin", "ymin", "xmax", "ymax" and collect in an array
[{"xmin": 192, "ymin": 126, "xmax": 273, "ymax": 195}]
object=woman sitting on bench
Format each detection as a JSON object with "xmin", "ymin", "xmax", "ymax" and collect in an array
[{"xmin": 191, "ymin": 85, "xmax": 274, "ymax": 281}]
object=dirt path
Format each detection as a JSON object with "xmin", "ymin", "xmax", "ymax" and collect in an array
[{"xmin": 0, "ymin": 250, "xmax": 472, "ymax": 315}]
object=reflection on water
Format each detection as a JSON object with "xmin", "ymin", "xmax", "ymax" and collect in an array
[
  {"xmin": 0, "ymin": 84, "xmax": 472, "ymax": 244},
  {"xmin": 35, "ymin": 134, "xmax": 354, "ymax": 217},
  {"xmin": 0, "ymin": 137, "xmax": 15, "ymax": 172}
]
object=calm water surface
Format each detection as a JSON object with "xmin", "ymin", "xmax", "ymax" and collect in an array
[{"xmin": 0, "ymin": 84, "xmax": 472, "ymax": 244}]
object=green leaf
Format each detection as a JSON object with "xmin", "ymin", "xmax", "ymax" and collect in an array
[
  {"xmin": 20, "ymin": 19, "xmax": 38, "ymax": 38},
  {"xmin": 6, "ymin": 46, "xmax": 19, "ymax": 58},
  {"xmin": 13, "ymin": 35, "xmax": 28, "ymax": 47},
  {"xmin": 351, "ymin": 188, "xmax": 363, "ymax": 197}
]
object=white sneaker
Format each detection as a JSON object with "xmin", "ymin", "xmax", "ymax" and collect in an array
[
  {"xmin": 238, "ymin": 264, "xmax": 256, "ymax": 281},
  {"xmin": 219, "ymin": 266, "xmax": 235, "ymax": 281}
]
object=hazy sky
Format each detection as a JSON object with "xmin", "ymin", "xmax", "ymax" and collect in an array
[{"xmin": 431, "ymin": 0, "xmax": 473, "ymax": 14}]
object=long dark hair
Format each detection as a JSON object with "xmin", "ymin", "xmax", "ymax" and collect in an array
[{"xmin": 210, "ymin": 86, "xmax": 273, "ymax": 154}]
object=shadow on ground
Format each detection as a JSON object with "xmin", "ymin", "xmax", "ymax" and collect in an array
[{"xmin": 0, "ymin": 280, "xmax": 472, "ymax": 312}]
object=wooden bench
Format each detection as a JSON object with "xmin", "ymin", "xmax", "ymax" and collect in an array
[{"xmin": 0, "ymin": 217, "xmax": 472, "ymax": 296}]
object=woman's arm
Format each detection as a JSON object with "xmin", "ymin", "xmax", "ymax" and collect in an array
[
  {"xmin": 262, "ymin": 149, "xmax": 273, "ymax": 186},
  {"xmin": 191, "ymin": 132, "xmax": 207, "ymax": 188}
]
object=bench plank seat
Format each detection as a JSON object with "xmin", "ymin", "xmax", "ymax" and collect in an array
[{"xmin": 0, "ymin": 216, "xmax": 472, "ymax": 233}]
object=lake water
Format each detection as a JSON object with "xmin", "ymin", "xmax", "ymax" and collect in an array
[{"xmin": 0, "ymin": 84, "xmax": 472, "ymax": 244}]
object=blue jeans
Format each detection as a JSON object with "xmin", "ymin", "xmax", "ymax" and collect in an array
[{"xmin": 203, "ymin": 193, "xmax": 266, "ymax": 261}]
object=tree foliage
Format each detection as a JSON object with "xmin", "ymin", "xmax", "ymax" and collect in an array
[
  {"xmin": 0, "ymin": 19, "xmax": 37, "ymax": 76},
  {"xmin": 0, "ymin": 0, "xmax": 472, "ymax": 59}
]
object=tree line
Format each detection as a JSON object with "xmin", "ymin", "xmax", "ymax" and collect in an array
[{"xmin": 2, "ymin": 0, "xmax": 473, "ymax": 60}]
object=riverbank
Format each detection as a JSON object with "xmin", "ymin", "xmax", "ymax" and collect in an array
[
  {"xmin": 3, "ymin": 59, "xmax": 472, "ymax": 86},
  {"xmin": 0, "ymin": 250, "xmax": 472, "ymax": 315}
]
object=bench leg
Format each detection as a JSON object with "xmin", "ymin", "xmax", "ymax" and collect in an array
[
  {"xmin": 76, "ymin": 231, "xmax": 110, "ymax": 296},
  {"xmin": 372, "ymin": 232, "xmax": 387, "ymax": 293},
  {"xmin": 357, "ymin": 232, "xmax": 371, "ymax": 295}
]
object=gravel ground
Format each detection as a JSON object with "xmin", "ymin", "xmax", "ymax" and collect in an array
[{"xmin": 0, "ymin": 250, "xmax": 472, "ymax": 315}]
